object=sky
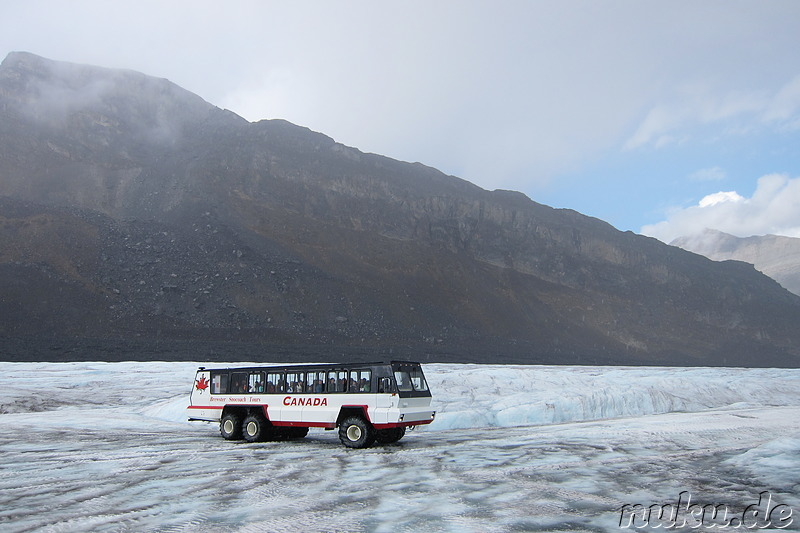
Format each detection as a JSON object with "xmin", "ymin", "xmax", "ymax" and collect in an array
[{"xmin": 2, "ymin": 1, "xmax": 800, "ymax": 243}]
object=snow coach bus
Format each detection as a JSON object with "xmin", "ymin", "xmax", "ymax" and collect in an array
[{"xmin": 187, "ymin": 361, "xmax": 435, "ymax": 448}]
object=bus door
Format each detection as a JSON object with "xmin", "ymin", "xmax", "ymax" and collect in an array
[
  {"xmin": 280, "ymin": 371, "xmax": 305, "ymax": 423},
  {"xmin": 316, "ymin": 369, "xmax": 350, "ymax": 424},
  {"xmin": 376, "ymin": 366, "xmax": 396, "ymax": 409},
  {"xmin": 265, "ymin": 371, "xmax": 285, "ymax": 420},
  {"xmin": 187, "ymin": 369, "xmax": 213, "ymax": 420},
  {"xmin": 190, "ymin": 369, "xmax": 212, "ymax": 406},
  {"xmin": 302, "ymin": 370, "xmax": 336, "ymax": 424}
]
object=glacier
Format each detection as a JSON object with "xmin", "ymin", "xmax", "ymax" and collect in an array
[{"xmin": 1, "ymin": 361, "xmax": 798, "ymax": 531}]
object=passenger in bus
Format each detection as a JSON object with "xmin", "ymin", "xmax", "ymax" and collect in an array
[
  {"xmin": 359, "ymin": 378, "xmax": 370, "ymax": 392},
  {"xmin": 328, "ymin": 378, "xmax": 337, "ymax": 391},
  {"xmin": 313, "ymin": 379, "xmax": 324, "ymax": 393},
  {"xmin": 254, "ymin": 381, "xmax": 263, "ymax": 393},
  {"xmin": 266, "ymin": 381, "xmax": 275, "ymax": 393}
]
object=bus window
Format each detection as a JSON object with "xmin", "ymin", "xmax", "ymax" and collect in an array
[
  {"xmin": 410, "ymin": 368, "xmax": 428, "ymax": 392},
  {"xmin": 327, "ymin": 371, "xmax": 347, "ymax": 392},
  {"xmin": 267, "ymin": 372, "xmax": 283, "ymax": 393},
  {"xmin": 286, "ymin": 372, "xmax": 305, "ymax": 393},
  {"xmin": 394, "ymin": 371, "xmax": 413, "ymax": 392},
  {"xmin": 211, "ymin": 372, "xmax": 228, "ymax": 394},
  {"xmin": 231, "ymin": 372, "xmax": 249, "ymax": 393},
  {"xmin": 307, "ymin": 371, "xmax": 326, "ymax": 393},
  {"xmin": 248, "ymin": 372, "xmax": 265, "ymax": 393},
  {"xmin": 349, "ymin": 370, "xmax": 372, "ymax": 392},
  {"xmin": 393, "ymin": 364, "xmax": 430, "ymax": 395}
]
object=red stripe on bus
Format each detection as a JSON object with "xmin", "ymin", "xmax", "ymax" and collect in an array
[{"xmin": 271, "ymin": 421, "xmax": 336, "ymax": 429}]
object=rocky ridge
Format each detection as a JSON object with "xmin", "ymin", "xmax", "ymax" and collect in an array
[{"xmin": 1, "ymin": 52, "xmax": 799, "ymax": 366}]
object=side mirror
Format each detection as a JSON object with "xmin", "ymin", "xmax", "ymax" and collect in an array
[{"xmin": 379, "ymin": 377, "xmax": 393, "ymax": 393}]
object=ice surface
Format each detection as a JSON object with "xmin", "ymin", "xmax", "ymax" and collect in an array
[
  {"xmin": 1, "ymin": 362, "xmax": 798, "ymax": 532},
  {"xmin": 426, "ymin": 364, "xmax": 800, "ymax": 430}
]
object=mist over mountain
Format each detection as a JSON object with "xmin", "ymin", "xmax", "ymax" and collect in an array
[
  {"xmin": 2, "ymin": 52, "xmax": 799, "ymax": 366},
  {"xmin": 672, "ymin": 229, "xmax": 800, "ymax": 297}
]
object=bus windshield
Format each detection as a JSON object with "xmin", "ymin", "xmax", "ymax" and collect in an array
[{"xmin": 392, "ymin": 363, "xmax": 431, "ymax": 397}]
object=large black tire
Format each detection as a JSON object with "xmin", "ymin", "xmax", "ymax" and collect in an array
[
  {"xmin": 375, "ymin": 427, "xmax": 406, "ymax": 444},
  {"xmin": 338, "ymin": 416, "xmax": 376, "ymax": 449},
  {"xmin": 242, "ymin": 415, "xmax": 271, "ymax": 442},
  {"xmin": 220, "ymin": 411, "xmax": 243, "ymax": 440}
]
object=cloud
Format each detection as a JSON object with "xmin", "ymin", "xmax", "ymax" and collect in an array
[
  {"xmin": 624, "ymin": 74, "xmax": 800, "ymax": 151},
  {"xmin": 2, "ymin": 1, "xmax": 800, "ymax": 221},
  {"xmin": 641, "ymin": 174, "xmax": 800, "ymax": 242},
  {"xmin": 698, "ymin": 191, "xmax": 743, "ymax": 207},
  {"xmin": 763, "ymin": 74, "xmax": 800, "ymax": 126},
  {"xmin": 688, "ymin": 166, "xmax": 726, "ymax": 182},
  {"xmin": 624, "ymin": 87, "xmax": 768, "ymax": 150}
]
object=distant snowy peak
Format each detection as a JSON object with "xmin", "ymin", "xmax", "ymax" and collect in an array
[{"xmin": 672, "ymin": 229, "xmax": 800, "ymax": 296}]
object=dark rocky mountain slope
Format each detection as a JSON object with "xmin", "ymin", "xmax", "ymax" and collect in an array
[{"xmin": 2, "ymin": 52, "xmax": 799, "ymax": 366}]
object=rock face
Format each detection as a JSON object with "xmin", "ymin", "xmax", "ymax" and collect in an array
[
  {"xmin": 672, "ymin": 229, "xmax": 800, "ymax": 297},
  {"xmin": 2, "ymin": 52, "xmax": 800, "ymax": 366}
]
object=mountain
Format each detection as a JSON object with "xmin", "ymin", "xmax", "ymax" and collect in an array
[
  {"xmin": 672, "ymin": 229, "xmax": 800, "ymax": 297},
  {"xmin": 1, "ymin": 51, "xmax": 799, "ymax": 366}
]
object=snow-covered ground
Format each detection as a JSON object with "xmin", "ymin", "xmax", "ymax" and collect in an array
[{"xmin": 1, "ymin": 362, "xmax": 798, "ymax": 532}]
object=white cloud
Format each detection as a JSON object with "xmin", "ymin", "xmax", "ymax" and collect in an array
[
  {"xmin": 625, "ymin": 74, "xmax": 800, "ymax": 151},
  {"xmin": 763, "ymin": 74, "xmax": 800, "ymax": 126},
  {"xmin": 623, "ymin": 104, "xmax": 683, "ymax": 150},
  {"xmin": 688, "ymin": 166, "xmax": 726, "ymax": 182},
  {"xmin": 698, "ymin": 190, "xmax": 743, "ymax": 208},
  {"xmin": 641, "ymin": 174, "xmax": 800, "ymax": 243}
]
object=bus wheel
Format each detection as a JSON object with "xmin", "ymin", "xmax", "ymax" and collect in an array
[
  {"xmin": 339, "ymin": 417, "xmax": 375, "ymax": 448},
  {"xmin": 375, "ymin": 427, "xmax": 406, "ymax": 444},
  {"xmin": 220, "ymin": 411, "xmax": 243, "ymax": 440},
  {"xmin": 242, "ymin": 415, "xmax": 269, "ymax": 442}
]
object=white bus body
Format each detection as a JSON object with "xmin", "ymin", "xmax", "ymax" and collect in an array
[{"xmin": 187, "ymin": 361, "xmax": 435, "ymax": 448}]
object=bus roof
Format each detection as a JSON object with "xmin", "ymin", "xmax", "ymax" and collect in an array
[{"xmin": 197, "ymin": 360, "xmax": 424, "ymax": 372}]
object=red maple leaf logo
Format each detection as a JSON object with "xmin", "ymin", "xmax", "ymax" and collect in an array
[{"xmin": 195, "ymin": 376, "xmax": 209, "ymax": 391}]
